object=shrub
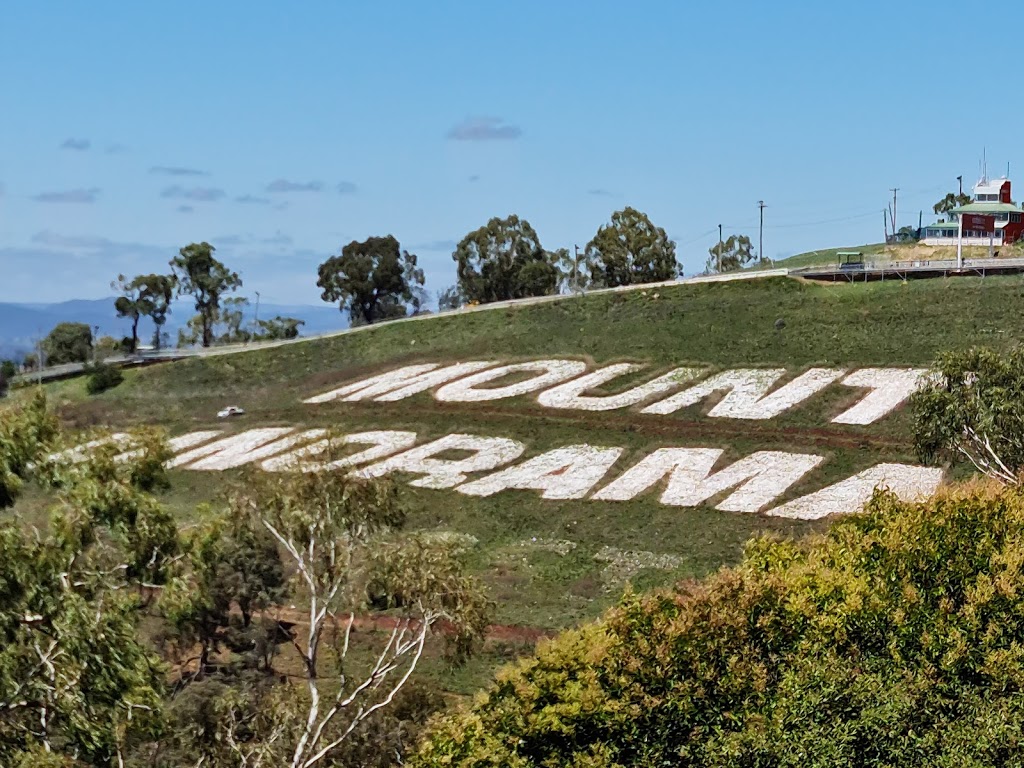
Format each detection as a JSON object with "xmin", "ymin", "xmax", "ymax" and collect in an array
[
  {"xmin": 414, "ymin": 484, "xmax": 1024, "ymax": 766},
  {"xmin": 85, "ymin": 362, "xmax": 124, "ymax": 395}
]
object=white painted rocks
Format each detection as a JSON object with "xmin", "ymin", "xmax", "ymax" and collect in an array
[
  {"xmin": 71, "ymin": 427, "xmax": 942, "ymax": 521},
  {"xmin": 306, "ymin": 360, "xmax": 929, "ymax": 425}
]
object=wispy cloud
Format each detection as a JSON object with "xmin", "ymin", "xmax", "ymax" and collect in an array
[
  {"xmin": 447, "ymin": 116, "xmax": 522, "ymax": 141},
  {"xmin": 60, "ymin": 138, "xmax": 91, "ymax": 151},
  {"xmin": 336, "ymin": 181, "xmax": 357, "ymax": 195},
  {"xmin": 235, "ymin": 194, "xmax": 272, "ymax": 205},
  {"xmin": 468, "ymin": 174, "xmax": 480, "ymax": 183},
  {"xmin": 587, "ymin": 188, "xmax": 614, "ymax": 197},
  {"xmin": 266, "ymin": 179, "xmax": 323, "ymax": 193},
  {"xmin": 150, "ymin": 165, "xmax": 209, "ymax": 176},
  {"xmin": 32, "ymin": 188, "xmax": 100, "ymax": 204},
  {"xmin": 177, "ymin": 205, "xmax": 194, "ymax": 214},
  {"xmin": 105, "ymin": 143, "xmax": 128, "ymax": 154},
  {"xmin": 32, "ymin": 231, "xmax": 114, "ymax": 249},
  {"xmin": 161, "ymin": 185, "xmax": 225, "ymax": 201},
  {"xmin": 262, "ymin": 232, "xmax": 293, "ymax": 245}
]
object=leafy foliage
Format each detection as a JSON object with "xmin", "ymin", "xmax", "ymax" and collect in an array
[
  {"xmin": 586, "ymin": 207, "xmax": 678, "ymax": 287},
  {"xmin": 216, "ymin": 296, "xmax": 252, "ymax": 343},
  {"xmin": 437, "ymin": 285, "xmax": 464, "ymax": 311},
  {"xmin": 162, "ymin": 509, "xmax": 286, "ymax": 678},
  {"xmin": 0, "ymin": 401, "xmax": 170, "ymax": 765},
  {"xmin": 85, "ymin": 362, "xmax": 125, "ymax": 395},
  {"xmin": 416, "ymin": 484, "xmax": 1024, "ymax": 766},
  {"xmin": 170, "ymin": 243, "xmax": 242, "ymax": 347},
  {"xmin": 453, "ymin": 215, "xmax": 558, "ymax": 303},
  {"xmin": 112, "ymin": 273, "xmax": 176, "ymax": 353},
  {"xmin": 912, "ymin": 346, "xmax": 1024, "ymax": 484},
  {"xmin": 194, "ymin": 465, "xmax": 490, "ymax": 767},
  {"xmin": 42, "ymin": 322, "xmax": 93, "ymax": 365},
  {"xmin": 318, "ymin": 235, "xmax": 425, "ymax": 326},
  {"xmin": 256, "ymin": 315, "xmax": 305, "ymax": 340},
  {"xmin": 0, "ymin": 391, "xmax": 58, "ymax": 508},
  {"xmin": 706, "ymin": 233, "xmax": 760, "ymax": 273},
  {"xmin": 934, "ymin": 191, "xmax": 972, "ymax": 215}
]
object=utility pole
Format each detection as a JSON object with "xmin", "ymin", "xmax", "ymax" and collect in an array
[
  {"xmin": 889, "ymin": 187, "xmax": 899, "ymax": 236},
  {"xmin": 758, "ymin": 201, "xmax": 766, "ymax": 264},
  {"xmin": 717, "ymin": 224, "xmax": 723, "ymax": 272},
  {"xmin": 957, "ymin": 175, "xmax": 963, "ymax": 197},
  {"xmin": 254, "ymin": 291, "xmax": 261, "ymax": 340}
]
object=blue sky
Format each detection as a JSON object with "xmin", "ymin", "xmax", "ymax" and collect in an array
[{"xmin": 1, "ymin": 0, "xmax": 1019, "ymax": 305}]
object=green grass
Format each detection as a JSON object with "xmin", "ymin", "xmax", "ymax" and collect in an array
[
  {"xmin": 21, "ymin": 273, "xmax": 1024, "ymax": 691},
  {"xmin": 773, "ymin": 243, "xmax": 890, "ymax": 269}
]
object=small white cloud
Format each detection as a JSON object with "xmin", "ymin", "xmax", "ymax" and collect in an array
[
  {"xmin": 32, "ymin": 188, "xmax": 100, "ymax": 203},
  {"xmin": 61, "ymin": 138, "xmax": 91, "ymax": 151},
  {"xmin": 236, "ymin": 194, "xmax": 272, "ymax": 205},
  {"xmin": 447, "ymin": 116, "xmax": 522, "ymax": 141},
  {"xmin": 266, "ymin": 179, "xmax": 323, "ymax": 193},
  {"xmin": 150, "ymin": 166, "xmax": 209, "ymax": 176},
  {"xmin": 161, "ymin": 185, "xmax": 225, "ymax": 201}
]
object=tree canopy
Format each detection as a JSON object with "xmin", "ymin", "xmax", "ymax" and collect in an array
[
  {"xmin": 41, "ymin": 321, "xmax": 93, "ymax": 365},
  {"xmin": 415, "ymin": 483, "xmax": 1024, "ymax": 766},
  {"xmin": 0, "ymin": 399, "xmax": 491, "ymax": 766},
  {"xmin": 170, "ymin": 243, "xmax": 242, "ymax": 347},
  {"xmin": 934, "ymin": 191, "xmax": 972, "ymax": 215},
  {"xmin": 256, "ymin": 315, "xmax": 305, "ymax": 340},
  {"xmin": 586, "ymin": 207, "xmax": 678, "ymax": 287},
  {"xmin": 112, "ymin": 273, "xmax": 176, "ymax": 353},
  {"xmin": 317, "ymin": 235, "xmax": 425, "ymax": 326},
  {"xmin": 452, "ymin": 215, "xmax": 558, "ymax": 303},
  {"xmin": 912, "ymin": 346, "xmax": 1024, "ymax": 485},
  {"xmin": 707, "ymin": 233, "xmax": 759, "ymax": 273}
]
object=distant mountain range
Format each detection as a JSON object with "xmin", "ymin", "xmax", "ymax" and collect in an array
[{"xmin": 0, "ymin": 298, "xmax": 350, "ymax": 360}]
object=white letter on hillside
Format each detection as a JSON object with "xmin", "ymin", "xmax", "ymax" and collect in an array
[
  {"xmin": 303, "ymin": 361, "xmax": 495, "ymax": 404},
  {"xmin": 435, "ymin": 360, "xmax": 588, "ymax": 402},
  {"xmin": 260, "ymin": 430, "xmax": 418, "ymax": 472},
  {"xmin": 593, "ymin": 448, "xmax": 823, "ymax": 513},
  {"xmin": 765, "ymin": 463, "xmax": 944, "ymax": 520},
  {"xmin": 537, "ymin": 365, "xmax": 701, "ymax": 411},
  {"xmin": 167, "ymin": 428, "xmax": 299, "ymax": 470},
  {"xmin": 353, "ymin": 434, "xmax": 525, "ymax": 489},
  {"xmin": 114, "ymin": 430, "xmax": 224, "ymax": 464},
  {"xmin": 456, "ymin": 445, "xmax": 624, "ymax": 499},
  {"xmin": 49, "ymin": 434, "xmax": 131, "ymax": 464},
  {"xmin": 831, "ymin": 368, "xmax": 930, "ymax": 425},
  {"xmin": 641, "ymin": 368, "xmax": 846, "ymax": 419}
]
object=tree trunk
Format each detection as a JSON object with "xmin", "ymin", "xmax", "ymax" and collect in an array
[{"xmin": 130, "ymin": 315, "xmax": 140, "ymax": 354}]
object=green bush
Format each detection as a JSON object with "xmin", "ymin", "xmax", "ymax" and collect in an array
[
  {"xmin": 85, "ymin": 362, "xmax": 124, "ymax": 395},
  {"xmin": 414, "ymin": 485, "xmax": 1024, "ymax": 767}
]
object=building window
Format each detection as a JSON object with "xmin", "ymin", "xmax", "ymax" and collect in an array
[{"xmin": 1012, "ymin": 213, "xmax": 1021, "ymax": 223}]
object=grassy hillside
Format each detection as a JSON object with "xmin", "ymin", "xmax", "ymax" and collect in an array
[
  {"xmin": 776, "ymin": 241, "xmax": 1012, "ymax": 269},
  {"xmin": 17, "ymin": 273, "xmax": 1024, "ymax": 691}
]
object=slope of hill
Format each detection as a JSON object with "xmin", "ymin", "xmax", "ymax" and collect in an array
[
  {"xmin": 21, "ymin": 273, "xmax": 1024, "ymax": 690},
  {"xmin": 775, "ymin": 241, "xmax": 1017, "ymax": 270}
]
